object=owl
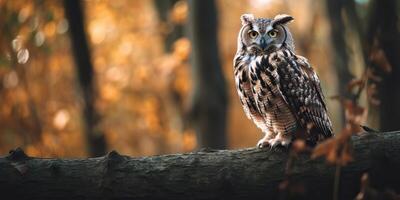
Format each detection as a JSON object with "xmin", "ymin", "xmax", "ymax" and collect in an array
[{"xmin": 233, "ymin": 14, "xmax": 333, "ymax": 148}]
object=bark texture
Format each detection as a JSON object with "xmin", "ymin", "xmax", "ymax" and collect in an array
[{"xmin": 1, "ymin": 131, "xmax": 400, "ymax": 200}]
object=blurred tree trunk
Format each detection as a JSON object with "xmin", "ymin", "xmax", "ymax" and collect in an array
[
  {"xmin": 64, "ymin": 0, "xmax": 106, "ymax": 156},
  {"xmin": 326, "ymin": 0, "xmax": 353, "ymax": 125},
  {"xmin": 154, "ymin": 0, "xmax": 186, "ymax": 153},
  {"xmin": 338, "ymin": 0, "xmax": 400, "ymax": 132},
  {"xmin": 340, "ymin": 0, "xmax": 384, "ymax": 132},
  {"xmin": 367, "ymin": 0, "xmax": 400, "ymax": 131},
  {"xmin": 154, "ymin": 0, "xmax": 184, "ymax": 52},
  {"xmin": 187, "ymin": 0, "xmax": 227, "ymax": 149}
]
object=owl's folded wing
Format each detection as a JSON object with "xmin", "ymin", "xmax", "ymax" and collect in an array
[{"xmin": 276, "ymin": 55, "xmax": 333, "ymax": 141}]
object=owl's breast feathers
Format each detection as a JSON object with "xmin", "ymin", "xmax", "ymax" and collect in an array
[{"xmin": 234, "ymin": 49, "xmax": 333, "ymax": 144}]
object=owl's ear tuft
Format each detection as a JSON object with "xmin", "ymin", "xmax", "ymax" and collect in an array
[
  {"xmin": 272, "ymin": 14, "xmax": 294, "ymax": 27},
  {"xmin": 240, "ymin": 14, "xmax": 255, "ymax": 26}
]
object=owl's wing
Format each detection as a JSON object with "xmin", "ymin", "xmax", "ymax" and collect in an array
[
  {"xmin": 277, "ymin": 55, "xmax": 333, "ymax": 141},
  {"xmin": 295, "ymin": 56, "xmax": 327, "ymax": 108},
  {"xmin": 234, "ymin": 55, "xmax": 269, "ymax": 131}
]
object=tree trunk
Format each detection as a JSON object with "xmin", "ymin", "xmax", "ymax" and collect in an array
[
  {"xmin": 187, "ymin": 0, "xmax": 228, "ymax": 149},
  {"xmin": 154, "ymin": 0, "xmax": 186, "ymax": 153},
  {"xmin": 326, "ymin": 0, "xmax": 354, "ymax": 98},
  {"xmin": 154, "ymin": 0, "xmax": 184, "ymax": 52},
  {"xmin": 336, "ymin": 0, "xmax": 400, "ymax": 132},
  {"xmin": 325, "ymin": 0, "xmax": 354, "ymax": 125},
  {"xmin": 1, "ymin": 131, "xmax": 400, "ymax": 200},
  {"xmin": 64, "ymin": 0, "xmax": 106, "ymax": 156},
  {"xmin": 368, "ymin": 0, "xmax": 400, "ymax": 132}
]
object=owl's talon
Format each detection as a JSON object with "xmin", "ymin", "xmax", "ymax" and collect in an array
[
  {"xmin": 257, "ymin": 143, "xmax": 267, "ymax": 149},
  {"xmin": 257, "ymin": 142, "xmax": 268, "ymax": 149},
  {"xmin": 257, "ymin": 140, "xmax": 271, "ymax": 149},
  {"xmin": 257, "ymin": 135, "xmax": 271, "ymax": 149},
  {"xmin": 272, "ymin": 143, "xmax": 288, "ymax": 150},
  {"xmin": 265, "ymin": 136, "xmax": 292, "ymax": 149}
]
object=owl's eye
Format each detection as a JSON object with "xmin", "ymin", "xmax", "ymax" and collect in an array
[
  {"xmin": 248, "ymin": 30, "xmax": 259, "ymax": 38},
  {"xmin": 268, "ymin": 30, "xmax": 278, "ymax": 38}
]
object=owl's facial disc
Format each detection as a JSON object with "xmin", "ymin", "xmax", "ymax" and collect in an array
[
  {"xmin": 239, "ymin": 14, "xmax": 294, "ymax": 54},
  {"xmin": 245, "ymin": 25, "xmax": 285, "ymax": 53}
]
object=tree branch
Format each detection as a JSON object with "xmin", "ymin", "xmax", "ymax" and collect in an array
[{"xmin": 1, "ymin": 131, "xmax": 400, "ymax": 200}]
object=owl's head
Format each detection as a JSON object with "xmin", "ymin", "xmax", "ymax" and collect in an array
[{"xmin": 237, "ymin": 14, "xmax": 294, "ymax": 54}]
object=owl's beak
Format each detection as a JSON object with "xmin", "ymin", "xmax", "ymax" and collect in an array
[{"xmin": 260, "ymin": 37, "xmax": 268, "ymax": 50}]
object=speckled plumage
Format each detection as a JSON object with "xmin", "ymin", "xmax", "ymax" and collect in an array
[{"xmin": 234, "ymin": 14, "xmax": 333, "ymax": 147}]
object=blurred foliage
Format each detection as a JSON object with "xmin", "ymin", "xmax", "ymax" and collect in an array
[
  {"xmin": 0, "ymin": 0, "xmax": 83, "ymax": 156},
  {"xmin": 0, "ymin": 0, "xmax": 394, "ymax": 157},
  {"xmin": 0, "ymin": 0, "xmax": 194, "ymax": 157}
]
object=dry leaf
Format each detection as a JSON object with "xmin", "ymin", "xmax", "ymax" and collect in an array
[
  {"xmin": 292, "ymin": 139, "xmax": 306, "ymax": 153},
  {"xmin": 346, "ymin": 78, "xmax": 364, "ymax": 93},
  {"xmin": 370, "ymin": 48, "xmax": 392, "ymax": 73},
  {"xmin": 311, "ymin": 137, "xmax": 335, "ymax": 159}
]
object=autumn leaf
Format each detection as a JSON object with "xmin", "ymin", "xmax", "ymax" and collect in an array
[
  {"xmin": 292, "ymin": 139, "xmax": 307, "ymax": 153},
  {"xmin": 346, "ymin": 78, "xmax": 364, "ymax": 93},
  {"xmin": 370, "ymin": 47, "xmax": 392, "ymax": 73},
  {"xmin": 311, "ymin": 137, "xmax": 336, "ymax": 160},
  {"xmin": 312, "ymin": 128, "xmax": 353, "ymax": 166}
]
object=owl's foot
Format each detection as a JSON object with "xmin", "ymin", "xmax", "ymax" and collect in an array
[
  {"xmin": 268, "ymin": 136, "xmax": 291, "ymax": 148},
  {"xmin": 257, "ymin": 134, "xmax": 274, "ymax": 148},
  {"xmin": 257, "ymin": 133, "xmax": 292, "ymax": 149},
  {"xmin": 257, "ymin": 140, "xmax": 271, "ymax": 148}
]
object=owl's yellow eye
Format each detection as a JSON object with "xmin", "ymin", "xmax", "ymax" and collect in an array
[
  {"xmin": 268, "ymin": 30, "xmax": 278, "ymax": 38},
  {"xmin": 248, "ymin": 30, "xmax": 259, "ymax": 38}
]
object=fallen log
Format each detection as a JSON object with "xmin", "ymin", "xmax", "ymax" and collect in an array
[{"xmin": 0, "ymin": 131, "xmax": 399, "ymax": 200}]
